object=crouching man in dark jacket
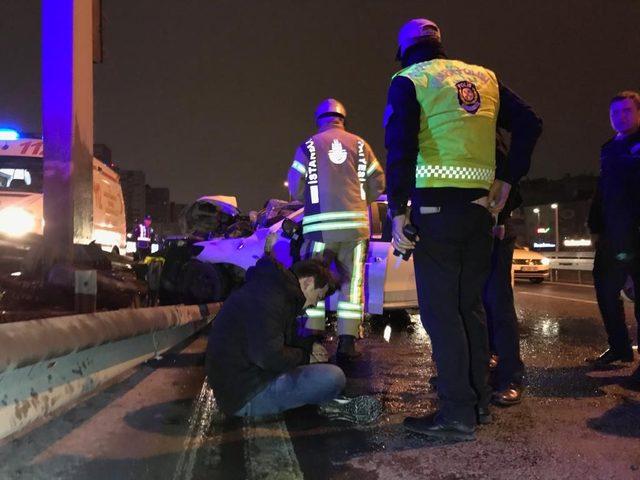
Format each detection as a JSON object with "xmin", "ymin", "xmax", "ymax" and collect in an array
[{"xmin": 206, "ymin": 256, "xmax": 381, "ymax": 422}]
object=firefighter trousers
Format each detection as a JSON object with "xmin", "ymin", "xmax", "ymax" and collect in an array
[{"xmin": 301, "ymin": 239, "xmax": 368, "ymax": 337}]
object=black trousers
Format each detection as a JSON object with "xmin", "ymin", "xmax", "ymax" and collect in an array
[
  {"xmin": 593, "ymin": 241, "xmax": 640, "ymax": 354},
  {"xmin": 483, "ymin": 235, "xmax": 524, "ymax": 389},
  {"xmin": 411, "ymin": 204, "xmax": 494, "ymax": 425},
  {"xmin": 134, "ymin": 247, "xmax": 151, "ymax": 262}
]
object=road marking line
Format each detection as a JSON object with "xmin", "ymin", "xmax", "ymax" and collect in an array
[
  {"xmin": 517, "ymin": 291, "xmax": 597, "ymax": 305},
  {"xmin": 546, "ymin": 281, "xmax": 594, "ymax": 289},
  {"xmin": 243, "ymin": 416, "xmax": 303, "ymax": 480}
]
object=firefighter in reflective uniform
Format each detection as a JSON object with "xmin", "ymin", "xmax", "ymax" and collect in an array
[
  {"xmin": 288, "ymin": 99, "xmax": 385, "ymax": 359},
  {"xmin": 133, "ymin": 214, "xmax": 155, "ymax": 261},
  {"xmin": 386, "ymin": 19, "xmax": 540, "ymax": 440}
]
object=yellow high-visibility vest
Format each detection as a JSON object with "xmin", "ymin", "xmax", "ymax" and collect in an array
[{"xmin": 393, "ymin": 58, "xmax": 500, "ymax": 190}]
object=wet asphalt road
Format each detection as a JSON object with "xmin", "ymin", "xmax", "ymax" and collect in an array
[{"xmin": 1, "ymin": 281, "xmax": 639, "ymax": 480}]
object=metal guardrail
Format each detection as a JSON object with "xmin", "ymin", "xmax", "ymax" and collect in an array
[
  {"xmin": 543, "ymin": 251, "xmax": 594, "ymax": 283},
  {"xmin": 0, "ymin": 303, "xmax": 220, "ymax": 442}
]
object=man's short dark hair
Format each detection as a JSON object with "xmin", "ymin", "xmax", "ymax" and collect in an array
[
  {"xmin": 610, "ymin": 90, "xmax": 640, "ymax": 109},
  {"xmin": 291, "ymin": 259, "xmax": 340, "ymax": 295}
]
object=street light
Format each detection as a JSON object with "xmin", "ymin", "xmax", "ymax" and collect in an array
[{"xmin": 550, "ymin": 203, "xmax": 559, "ymax": 252}]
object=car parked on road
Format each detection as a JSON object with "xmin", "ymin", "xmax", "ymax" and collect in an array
[{"xmin": 512, "ymin": 248, "xmax": 550, "ymax": 283}]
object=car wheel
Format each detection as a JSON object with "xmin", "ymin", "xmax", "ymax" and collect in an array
[
  {"xmin": 529, "ymin": 278, "xmax": 544, "ymax": 284},
  {"xmin": 179, "ymin": 260, "xmax": 229, "ymax": 304}
]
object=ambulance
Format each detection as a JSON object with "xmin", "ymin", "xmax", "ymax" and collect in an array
[{"xmin": 0, "ymin": 129, "xmax": 127, "ymax": 253}]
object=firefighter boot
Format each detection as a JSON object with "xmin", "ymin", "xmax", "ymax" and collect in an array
[{"xmin": 336, "ymin": 335, "xmax": 362, "ymax": 361}]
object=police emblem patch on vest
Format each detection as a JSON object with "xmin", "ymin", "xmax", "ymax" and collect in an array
[{"xmin": 456, "ymin": 81, "xmax": 481, "ymax": 114}]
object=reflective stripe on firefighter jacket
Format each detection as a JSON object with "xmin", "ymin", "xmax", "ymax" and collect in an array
[
  {"xmin": 393, "ymin": 58, "xmax": 500, "ymax": 190},
  {"xmin": 287, "ymin": 123, "xmax": 385, "ymax": 243}
]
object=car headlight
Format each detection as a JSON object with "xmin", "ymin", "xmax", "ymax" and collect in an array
[
  {"xmin": 541, "ymin": 257, "xmax": 551, "ymax": 266},
  {"xmin": 0, "ymin": 207, "xmax": 36, "ymax": 237}
]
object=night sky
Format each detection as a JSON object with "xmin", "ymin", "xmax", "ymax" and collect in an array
[{"xmin": 1, "ymin": 1, "xmax": 639, "ymax": 210}]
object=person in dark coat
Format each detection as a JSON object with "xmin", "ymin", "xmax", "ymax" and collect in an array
[
  {"xmin": 587, "ymin": 90, "xmax": 640, "ymax": 377},
  {"xmin": 484, "ymin": 127, "xmax": 542, "ymax": 408},
  {"xmin": 205, "ymin": 256, "xmax": 381, "ymax": 421}
]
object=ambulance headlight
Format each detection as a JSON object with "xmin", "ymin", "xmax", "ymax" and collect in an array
[
  {"xmin": 541, "ymin": 257, "xmax": 551, "ymax": 266},
  {"xmin": 0, "ymin": 207, "xmax": 36, "ymax": 237}
]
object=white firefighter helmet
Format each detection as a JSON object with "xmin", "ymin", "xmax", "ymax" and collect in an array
[
  {"xmin": 397, "ymin": 18, "xmax": 441, "ymax": 59},
  {"xmin": 315, "ymin": 98, "xmax": 347, "ymax": 121}
]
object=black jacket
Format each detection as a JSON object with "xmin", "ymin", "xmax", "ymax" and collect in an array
[
  {"xmin": 385, "ymin": 43, "xmax": 543, "ymax": 216},
  {"xmin": 205, "ymin": 256, "xmax": 311, "ymax": 415},
  {"xmin": 588, "ymin": 130, "xmax": 640, "ymax": 254}
]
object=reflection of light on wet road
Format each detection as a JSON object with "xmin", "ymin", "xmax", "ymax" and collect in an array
[
  {"xmin": 172, "ymin": 380, "xmax": 219, "ymax": 480},
  {"xmin": 410, "ymin": 313, "xmax": 430, "ymax": 344},
  {"xmin": 383, "ymin": 325, "xmax": 392, "ymax": 342},
  {"xmin": 540, "ymin": 318, "xmax": 559, "ymax": 338}
]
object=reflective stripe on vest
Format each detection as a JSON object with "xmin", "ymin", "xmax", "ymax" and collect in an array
[
  {"xmin": 393, "ymin": 59, "xmax": 499, "ymax": 190},
  {"xmin": 303, "ymin": 220, "xmax": 368, "ymax": 234},
  {"xmin": 291, "ymin": 160, "xmax": 306, "ymax": 175},
  {"xmin": 416, "ymin": 165, "xmax": 494, "ymax": 182},
  {"xmin": 302, "ymin": 210, "xmax": 368, "ymax": 225},
  {"xmin": 366, "ymin": 159, "xmax": 380, "ymax": 178},
  {"xmin": 357, "ymin": 140, "xmax": 366, "ymax": 200},
  {"xmin": 304, "ymin": 138, "xmax": 320, "ymax": 204}
]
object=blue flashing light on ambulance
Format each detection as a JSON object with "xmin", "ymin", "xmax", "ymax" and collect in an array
[{"xmin": 0, "ymin": 129, "xmax": 127, "ymax": 253}]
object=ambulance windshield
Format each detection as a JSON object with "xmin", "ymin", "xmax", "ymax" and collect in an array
[{"xmin": 0, "ymin": 156, "xmax": 44, "ymax": 193}]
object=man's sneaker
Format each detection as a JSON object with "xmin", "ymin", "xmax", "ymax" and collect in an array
[
  {"xmin": 319, "ymin": 395, "xmax": 382, "ymax": 424},
  {"xmin": 403, "ymin": 413, "xmax": 476, "ymax": 441}
]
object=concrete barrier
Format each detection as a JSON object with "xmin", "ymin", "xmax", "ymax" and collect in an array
[{"xmin": 0, "ymin": 303, "xmax": 220, "ymax": 441}]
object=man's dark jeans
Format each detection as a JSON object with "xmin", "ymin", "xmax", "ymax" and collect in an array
[
  {"xmin": 593, "ymin": 239, "xmax": 640, "ymax": 354},
  {"xmin": 233, "ymin": 364, "xmax": 346, "ymax": 417},
  {"xmin": 411, "ymin": 203, "xmax": 494, "ymax": 426},
  {"xmin": 484, "ymin": 235, "xmax": 524, "ymax": 389}
]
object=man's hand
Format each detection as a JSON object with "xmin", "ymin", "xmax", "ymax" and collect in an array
[
  {"xmin": 487, "ymin": 180, "xmax": 512, "ymax": 215},
  {"xmin": 391, "ymin": 214, "xmax": 417, "ymax": 254},
  {"xmin": 309, "ymin": 342, "xmax": 329, "ymax": 364}
]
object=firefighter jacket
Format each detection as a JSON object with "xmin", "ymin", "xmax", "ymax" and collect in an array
[
  {"xmin": 288, "ymin": 122, "xmax": 385, "ymax": 243},
  {"xmin": 393, "ymin": 59, "xmax": 499, "ymax": 191}
]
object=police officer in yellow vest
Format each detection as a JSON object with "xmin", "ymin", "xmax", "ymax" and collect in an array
[
  {"xmin": 386, "ymin": 19, "xmax": 540, "ymax": 441},
  {"xmin": 288, "ymin": 99, "xmax": 385, "ymax": 360}
]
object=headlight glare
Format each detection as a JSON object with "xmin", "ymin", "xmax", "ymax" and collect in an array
[{"xmin": 0, "ymin": 207, "xmax": 36, "ymax": 237}]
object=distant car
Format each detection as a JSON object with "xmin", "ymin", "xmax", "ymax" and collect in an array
[
  {"xmin": 161, "ymin": 200, "xmax": 418, "ymax": 315},
  {"xmin": 512, "ymin": 248, "xmax": 550, "ymax": 283}
]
